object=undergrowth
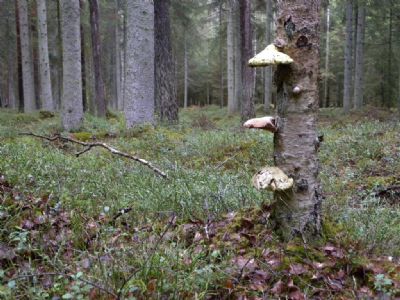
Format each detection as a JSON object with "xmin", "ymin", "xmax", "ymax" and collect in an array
[{"xmin": 0, "ymin": 106, "xmax": 399, "ymax": 299}]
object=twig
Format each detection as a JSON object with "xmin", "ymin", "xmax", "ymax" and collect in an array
[
  {"xmin": 11, "ymin": 272, "xmax": 117, "ymax": 298},
  {"xmin": 20, "ymin": 132, "xmax": 167, "ymax": 178},
  {"xmin": 116, "ymin": 213, "xmax": 176, "ymax": 299}
]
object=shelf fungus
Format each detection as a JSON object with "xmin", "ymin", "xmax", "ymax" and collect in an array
[
  {"xmin": 248, "ymin": 44, "xmax": 294, "ymax": 67},
  {"xmin": 252, "ymin": 167, "xmax": 294, "ymax": 192}
]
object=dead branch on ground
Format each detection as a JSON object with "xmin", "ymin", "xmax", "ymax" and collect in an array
[{"xmin": 20, "ymin": 132, "xmax": 167, "ymax": 178}]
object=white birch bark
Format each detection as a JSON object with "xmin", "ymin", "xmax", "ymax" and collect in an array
[
  {"xmin": 18, "ymin": 0, "xmax": 36, "ymax": 112},
  {"xmin": 353, "ymin": 6, "xmax": 365, "ymax": 109},
  {"xmin": 61, "ymin": 0, "xmax": 83, "ymax": 131},
  {"xmin": 37, "ymin": 0, "xmax": 54, "ymax": 111},
  {"xmin": 124, "ymin": 0, "xmax": 154, "ymax": 128}
]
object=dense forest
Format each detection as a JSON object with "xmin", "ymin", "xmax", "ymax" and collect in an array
[{"xmin": 0, "ymin": 0, "xmax": 399, "ymax": 299}]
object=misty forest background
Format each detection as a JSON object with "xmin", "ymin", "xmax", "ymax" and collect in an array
[{"xmin": 0, "ymin": 0, "xmax": 400, "ymax": 299}]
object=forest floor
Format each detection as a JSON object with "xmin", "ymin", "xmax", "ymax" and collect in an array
[{"xmin": 0, "ymin": 106, "xmax": 399, "ymax": 299}]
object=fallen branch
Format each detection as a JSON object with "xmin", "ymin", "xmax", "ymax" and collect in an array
[{"xmin": 20, "ymin": 132, "xmax": 167, "ymax": 178}]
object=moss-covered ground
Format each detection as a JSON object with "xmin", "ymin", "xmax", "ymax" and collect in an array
[{"xmin": 0, "ymin": 106, "xmax": 399, "ymax": 299}]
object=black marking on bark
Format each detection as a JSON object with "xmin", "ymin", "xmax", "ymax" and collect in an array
[
  {"xmin": 284, "ymin": 16, "xmax": 295, "ymax": 40},
  {"xmin": 296, "ymin": 179, "xmax": 308, "ymax": 192},
  {"xmin": 296, "ymin": 35, "xmax": 309, "ymax": 48}
]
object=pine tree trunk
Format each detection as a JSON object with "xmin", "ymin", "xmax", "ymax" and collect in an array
[
  {"xmin": 272, "ymin": 0, "xmax": 322, "ymax": 241},
  {"xmin": 6, "ymin": 9, "xmax": 16, "ymax": 109},
  {"xmin": 343, "ymin": 0, "xmax": 353, "ymax": 113},
  {"xmin": 155, "ymin": 0, "xmax": 178, "ymax": 122},
  {"xmin": 56, "ymin": 0, "xmax": 63, "ymax": 110},
  {"xmin": 89, "ymin": 0, "xmax": 106, "ymax": 117},
  {"xmin": 184, "ymin": 31, "xmax": 188, "ymax": 109},
  {"xmin": 124, "ymin": 0, "xmax": 154, "ymax": 128},
  {"xmin": 115, "ymin": 0, "xmax": 122, "ymax": 110},
  {"xmin": 61, "ymin": 0, "xmax": 83, "ymax": 131},
  {"xmin": 79, "ymin": 0, "xmax": 88, "ymax": 112},
  {"xmin": 36, "ymin": 0, "xmax": 54, "ymax": 111},
  {"xmin": 323, "ymin": 6, "xmax": 330, "ymax": 108},
  {"xmin": 234, "ymin": 0, "xmax": 242, "ymax": 114},
  {"xmin": 240, "ymin": 0, "xmax": 255, "ymax": 121},
  {"xmin": 18, "ymin": 0, "xmax": 36, "ymax": 112},
  {"xmin": 15, "ymin": 0, "xmax": 24, "ymax": 112},
  {"xmin": 353, "ymin": 6, "xmax": 365, "ymax": 110},
  {"xmin": 219, "ymin": 0, "xmax": 224, "ymax": 108},
  {"xmin": 227, "ymin": 0, "xmax": 236, "ymax": 113},
  {"xmin": 264, "ymin": 0, "xmax": 273, "ymax": 113},
  {"xmin": 386, "ymin": 8, "xmax": 393, "ymax": 107}
]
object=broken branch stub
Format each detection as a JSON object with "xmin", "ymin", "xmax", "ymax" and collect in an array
[
  {"xmin": 252, "ymin": 167, "xmax": 293, "ymax": 192},
  {"xmin": 248, "ymin": 44, "xmax": 294, "ymax": 67}
]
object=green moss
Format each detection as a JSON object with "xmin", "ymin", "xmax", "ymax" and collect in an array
[{"xmin": 72, "ymin": 132, "xmax": 93, "ymax": 142}]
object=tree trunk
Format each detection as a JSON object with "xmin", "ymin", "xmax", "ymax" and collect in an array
[
  {"xmin": 234, "ymin": 0, "xmax": 242, "ymax": 114},
  {"xmin": 18, "ymin": 0, "xmax": 36, "ymax": 112},
  {"xmin": 6, "ymin": 8, "xmax": 16, "ymax": 109},
  {"xmin": 343, "ymin": 0, "xmax": 353, "ymax": 113},
  {"xmin": 56, "ymin": 0, "xmax": 63, "ymax": 110},
  {"xmin": 353, "ymin": 6, "xmax": 365, "ymax": 110},
  {"xmin": 88, "ymin": 0, "xmax": 106, "ymax": 117},
  {"xmin": 240, "ymin": 0, "xmax": 255, "ymax": 121},
  {"xmin": 264, "ymin": 0, "xmax": 273, "ymax": 113},
  {"xmin": 219, "ymin": 0, "xmax": 224, "ymax": 108},
  {"xmin": 79, "ymin": 0, "xmax": 88, "ymax": 112},
  {"xmin": 15, "ymin": 0, "xmax": 24, "ymax": 112},
  {"xmin": 124, "ymin": 0, "xmax": 154, "ymax": 128},
  {"xmin": 115, "ymin": 0, "xmax": 122, "ymax": 110},
  {"xmin": 155, "ymin": 0, "xmax": 178, "ymax": 123},
  {"xmin": 323, "ymin": 6, "xmax": 330, "ymax": 108},
  {"xmin": 227, "ymin": 0, "xmax": 236, "ymax": 113},
  {"xmin": 183, "ymin": 30, "xmax": 188, "ymax": 109},
  {"xmin": 36, "ymin": 0, "xmax": 54, "ymax": 111},
  {"xmin": 272, "ymin": 0, "xmax": 322, "ymax": 241},
  {"xmin": 386, "ymin": 7, "xmax": 393, "ymax": 107},
  {"xmin": 61, "ymin": 0, "xmax": 83, "ymax": 131}
]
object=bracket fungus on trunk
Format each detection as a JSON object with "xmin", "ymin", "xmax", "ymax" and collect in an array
[
  {"xmin": 243, "ymin": 116, "xmax": 277, "ymax": 133},
  {"xmin": 248, "ymin": 44, "xmax": 294, "ymax": 67},
  {"xmin": 252, "ymin": 166, "xmax": 293, "ymax": 192}
]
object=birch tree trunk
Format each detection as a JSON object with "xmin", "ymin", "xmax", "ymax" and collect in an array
[
  {"xmin": 36, "ymin": 0, "xmax": 53, "ymax": 111},
  {"xmin": 18, "ymin": 0, "xmax": 36, "ymax": 112},
  {"xmin": 323, "ymin": 6, "xmax": 330, "ymax": 108},
  {"xmin": 227, "ymin": 0, "xmax": 236, "ymax": 113},
  {"xmin": 240, "ymin": 0, "xmax": 255, "ymax": 121},
  {"xmin": 272, "ymin": 0, "xmax": 322, "ymax": 241},
  {"xmin": 343, "ymin": 0, "xmax": 353, "ymax": 113},
  {"xmin": 124, "ymin": 0, "xmax": 154, "ymax": 128},
  {"xmin": 61, "ymin": 0, "xmax": 83, "ymax": 131},
  {"xmin": 264, "ymin": 0, "xmax": 273, "ymax": 113},
  {"xmin": 353, "ymin": 6, "xmax": 365, "ymax": 110},
  {"xmin": 155, "ymin": 0, "xmax": 178, "ymax": 122},
  {"xmin": 89, "ymin": 0, "xmax": 106, "ymax": 117}
]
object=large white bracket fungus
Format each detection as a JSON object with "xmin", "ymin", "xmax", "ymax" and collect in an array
[
  {"xmin": 252, "ymin": 166, "xmax": 294, "ymax": 192},
  {"xmin": 248, "ymin": 44, "xmax": 294, "ymax": 67}
]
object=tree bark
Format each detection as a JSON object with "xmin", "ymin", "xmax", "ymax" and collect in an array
[
  {"xmin": 233, "ymin": 0, "xmax": 242, "ymax": 114},
  {"xmin": 124, "ymin": 0, "xmax": 154, "ymax": 128},
  {"xmin": 323, "ymin": 6, "xmax": 330, "ymax": 108},
  {"xmin": 343, "ymin": 0, "xmax": 353, "ymax": 113},
  {"xmin": 6, "ymin": 7, "xmax": 16, "ymax": 108},
  {"xmin": 88, "ymin": 0, "xmax": 106, "ymax": 117},
  {"xmin": 219, "ymin": 0, "xmax": 224, "ymax": 108},
  {"xmin": 155, "ymin": 0, "xmax": 178, "ymax": 123},
  {"xmin": 264, "ymin": 0, "xmax": 273, "ymax": 113},
  {"xmin": 37, "ymin": 0, "xmax": 54, "ymax": 111},
  {"xmin": 61, "ymin": 0, "xmax": 83, "ymax": 131},
  {"xmin": 353, "ymin": 6, "xmax": 365, "ymax": 110},
  {"xmin": 272, "ymin": 0, "xmax": 322, "ymax": 241},
  {"xmin": 240, "ymin": 0, "xmax": 255, "ymax": 121},
  {"xmin": 15, "ymin": 0, "xmax": 24, "ymax": 112},
  {"xmin": 79, "ymin": 0, "xmax": 88, "ymax": 112},
  {"xmin": 227, "ymin": 0, "xmax": 236, "ymax": 113},
  {"xmin": 183, "ymin": 30, "xmax": 188, "ymax": 109},
  {"xmin": 18, "ymin": 0, "xmax": 36, "ymax": 112},
  {"xmin": 115, "ymin": 0, "xmax": 122, "ymax": 111}
]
